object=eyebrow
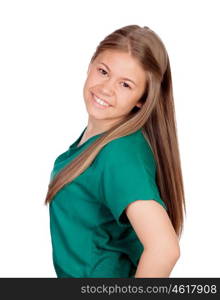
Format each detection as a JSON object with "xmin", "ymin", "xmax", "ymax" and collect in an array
[{"xmin": 98, "ymin": 62, "xmax": 137, "ymax": 86}]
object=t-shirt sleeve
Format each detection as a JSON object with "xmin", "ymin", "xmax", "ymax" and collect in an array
[{"xmin": 100, "ymin": 137, "xmax": 167, "ymax": 227}]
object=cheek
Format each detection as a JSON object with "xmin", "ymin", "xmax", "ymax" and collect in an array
[
  {"xmin": 116, "ymin": 99, "xmax": 135, "ymax": 112},
  {"xmin": 117, "ymin": 91, "xmax": 136, "ymax": 107},
  {"xmin": 86, "ymin": 71, "xmax": 102, "ymax": 86},
  {"xmin": 83, "ymin": 75, "xmax": 98, "ymax": 96}
]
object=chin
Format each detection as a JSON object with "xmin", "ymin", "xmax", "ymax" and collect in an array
[{"xmin": 84, "ymin": 106, "xmax": 106, "ymax": 120}]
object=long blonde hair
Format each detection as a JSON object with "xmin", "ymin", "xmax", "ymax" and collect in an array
[{"xmin": 44, "ymin": 25, "xmax": 186, "ymax": 239}]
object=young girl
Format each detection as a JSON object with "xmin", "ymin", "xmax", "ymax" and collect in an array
[{"xmin": 44, "ymin": 25, "xmax": 185, "ymax": 278}]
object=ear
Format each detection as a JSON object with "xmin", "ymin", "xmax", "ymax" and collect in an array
[{"xmin": 135, "ymin": 101, "xmax": 143, "ymax": 108}]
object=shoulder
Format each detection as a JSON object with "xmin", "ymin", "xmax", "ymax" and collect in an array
[{"xmin": 97, "ymin": 128, "xmax": 157, "ymax": 172}]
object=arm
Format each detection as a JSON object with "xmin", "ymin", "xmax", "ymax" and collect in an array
[{"xmin": 125, "ymin": 200, "xmax": 180, "ymax": 278}]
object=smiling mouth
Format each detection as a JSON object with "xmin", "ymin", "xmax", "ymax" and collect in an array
[{"xmin": 91, "ymin": 93, "xmax": 112, "ymax": 107}]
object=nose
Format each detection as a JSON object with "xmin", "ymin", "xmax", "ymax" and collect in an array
[{"xmin": 99, "ymin": 79, "xmax": 114, "ymax": 96}]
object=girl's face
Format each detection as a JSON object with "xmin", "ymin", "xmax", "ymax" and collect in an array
[{"xmin": 83, "ymin": 49, "xmax": 148, "ymax": 124}]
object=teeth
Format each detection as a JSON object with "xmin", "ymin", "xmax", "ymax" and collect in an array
[{"xmin": 93, "ymin": 95, "xmax": 110, "ymax": 107}]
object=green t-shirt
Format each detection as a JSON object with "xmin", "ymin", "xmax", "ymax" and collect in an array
[{"xmin": 49, "ymin": 126, "xmax": 167, "ymax": 278}]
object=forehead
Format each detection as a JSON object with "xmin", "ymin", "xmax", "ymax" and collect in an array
[{"xmin": 94, "ymin": 50, "xmax": 146, "ymax": 80}]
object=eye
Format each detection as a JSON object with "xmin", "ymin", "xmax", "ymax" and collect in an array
[
  {"xmin": 121, "ymin": 82, "xmax": 131, "ymax": 89},
  {"xmin": 98, "ymin": 68, "xmax": 108, "ymax": 75}
]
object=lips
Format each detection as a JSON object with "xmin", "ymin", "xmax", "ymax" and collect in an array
[{"xmin": 92, "ymin": 92, "xmax": 112, "ymax": 106}]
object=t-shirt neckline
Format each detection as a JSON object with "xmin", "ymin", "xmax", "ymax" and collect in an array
[{"xmin": 69, "ymin": 126, "xmax": 106, "ymax": 150}]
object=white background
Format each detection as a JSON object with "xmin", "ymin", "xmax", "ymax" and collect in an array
[{"xmin": 0, "ymin": 0, "xmax": 219, "ymax": 277}]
